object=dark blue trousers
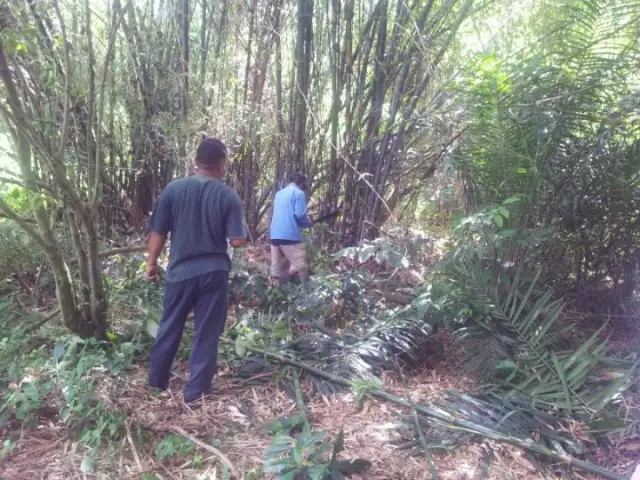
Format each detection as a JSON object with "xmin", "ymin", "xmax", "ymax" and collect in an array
[{"xmin": 149, "ymin": 270, "xmax": 229, "ymax": 402}]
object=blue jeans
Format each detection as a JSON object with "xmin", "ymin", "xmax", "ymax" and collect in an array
[{"xmin": 149, "ymin": 271, "xmax": 229, "ymax": 402}]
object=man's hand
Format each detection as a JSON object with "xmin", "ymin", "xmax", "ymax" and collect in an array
[
  {"xmin": 145, "ymin": 264, "xmax": 161, "ymax": 282},
  {"xmin": 146, "ymin": 232, "xmax": 167, "ymax": 282},
  {"xmin": 230, "ymin": 237, "xmax": 247, "ymax": 248}
]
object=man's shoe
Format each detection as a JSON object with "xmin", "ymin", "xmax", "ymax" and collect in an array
[
  {"xmin": 184, "ymin": 390, "xmax": 213, "ymax": 404},
  {"xmin": 149, "ymin": 383, "xmax": 168, "ymax": 393}
]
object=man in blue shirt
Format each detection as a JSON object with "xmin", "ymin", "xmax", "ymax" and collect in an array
[
  {"xmin": 145, "ymin": 137, "xmax": 246, "ymax": 403},
  {"xmin": 269, "ymin": 173, "xmax": 311, "ymax": 285}
]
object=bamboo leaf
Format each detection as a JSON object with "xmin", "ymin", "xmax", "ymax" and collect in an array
[{"xmin": 551, "ymin": 352, "xmax": 572, "ymax": 414}]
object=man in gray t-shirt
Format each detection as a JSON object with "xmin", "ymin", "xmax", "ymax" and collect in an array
[{"xmin": 145, "ymin": 137, "xmax": 246, "ymax": 403}]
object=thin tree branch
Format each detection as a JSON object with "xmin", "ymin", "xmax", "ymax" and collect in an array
[
  {"xmin": 0, "ymin": 198, "xmax": 51, "ymax": 252},
  {"xmin": 52, "ymin": 0, "xmax": 72, "ymax": 162},
  {"xmin": 139, "ymin": 422, "xmax": 238, "ymax": 478},
  {"xmin": 91, "ymin": 0, "xmax": 129, "ymax": 206}
]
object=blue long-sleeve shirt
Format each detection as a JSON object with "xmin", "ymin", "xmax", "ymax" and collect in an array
[{"xmin": 270, "ymin": 184, "xmax": 311, "ymax": 242}]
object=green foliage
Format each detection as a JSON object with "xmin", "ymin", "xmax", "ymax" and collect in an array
[
  {"xmin": 455, "ymin": 0, "xmax": 640, "ymax": 299},
  {"xmin": 0, "ymin": 303, "xmax": 136, "ymax": 450},
  {"xmin": 0, "ymin": 219, "xmax": 44, "ymax": 279},
  {"xmin": 262, "ymin": 416, "xmax": 306, "ymax": 436},
  {"xmin": 1, "ymin": 186, "xmax": 30, "ymax": 213},
  {"xmin": 398, "ymin": 391, "xmax": 588, "ymax": 457},
  {"xmin": 264, "ymin": 428, "xmax": 371, "ymax": 480},
  {"xmin": 426, "ymin": 188, "xmax": 639, "ymax": 438},
  {"xmin": 350, "ymin": 378, "xmax": 383, "ymax": 408},
  {"xmin": 264, "ymin": 429, "xmax": 330, "ymax": 479},
  {"xmin": 453, "ymin": 260, "xmax": 635, "ymax": 414},
  {"xmin": 107, "ymin": 255, "xmax": 164, "ymax": 346},
  {"xmin": 335, "ymin": 238, "xmax": 410, "ymax": 269},
  {"xmin": 155, "ymin": 434, "xmax": 195, "ymax": 461}
]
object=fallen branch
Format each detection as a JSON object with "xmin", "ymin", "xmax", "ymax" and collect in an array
[
  {"xmin": 370, "ymin": 288, "xmax": 413, "ymax": 305},
  {"xmin": 125, "ymin": 420, "xmax": 144, "ymax": 473},
  {"xmin": 169, "ymin": 425, "xmax": 238, "ymax": 478},
  {"xmin": 140, "ymin": 421, "xmax": 238, "ymax": 478},
  {"xmin": 224, "ymin": 339, "xmax": 628, "ymax": 480},
  {"xmin": 25, "ymin": 309, "xmax": 60, "ymax": 335},
  {"xmin": 98, "ymin": 245, "xmax": 146, "ymax": 259}
]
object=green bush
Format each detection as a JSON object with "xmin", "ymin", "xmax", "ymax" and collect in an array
[{"xmin": 0, "ymin": 302, "xmax": 137, "ymax": 450}]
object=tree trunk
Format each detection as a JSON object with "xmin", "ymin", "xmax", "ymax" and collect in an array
[{"xmin": 291, "ymin": 0, "xmax": 314, "ymax": 174}]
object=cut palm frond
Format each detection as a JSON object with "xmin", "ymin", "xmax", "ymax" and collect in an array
[
  {"xmin": 449, "ymin": 258, "xmax": 636, "ymax": 415},
  {"xmin": 396, "ymin": 391, "xmax": 586, "ymax": 456},
  {"xmin": 287, "ymin": 308, "xmax": 434, "ymax": 395}
]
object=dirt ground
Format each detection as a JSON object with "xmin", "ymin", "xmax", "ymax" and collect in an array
[{"xmin": 3, "ymin": 341, "xmax": 638, "ymax": 480}]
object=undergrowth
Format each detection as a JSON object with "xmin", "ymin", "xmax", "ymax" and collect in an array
[
  {"xmin": 0, "ymin": 313, "xmax": 138, "ymax": 471},
  {"xmin": 0, "ymin": 226, "xmax": 638, "ymax": 479}
]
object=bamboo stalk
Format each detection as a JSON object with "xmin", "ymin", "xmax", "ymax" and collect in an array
[{"xmin": 226, "ymin": 340, "xmax": 628, "ymax": 480}]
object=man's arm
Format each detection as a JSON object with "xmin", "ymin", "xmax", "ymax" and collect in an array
[
  {"xmin": 147, "ymin": 232, "xmax": 167, "ymax": 266},
  {"xmin": 226, "ymin": 191, "xmax": 247, "ymax": 248},
  {"xmin": 145, "ymin": 190, "xmax": 171, "ymax": 280},
  {"xmin": 293, "ymin": 191, "xmax": 312, "ymax": 228}
]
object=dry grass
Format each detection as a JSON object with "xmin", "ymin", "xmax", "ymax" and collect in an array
[
  {"xmin": 0, "ymin": 359, "xmax": 502, "ymax": 479},
  {"xmin": 4, "ymin": 348, "xmax": 635, "ymax": 480}
]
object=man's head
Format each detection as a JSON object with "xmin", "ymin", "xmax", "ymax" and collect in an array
[
  {"xmin": 195, "ymin": 137, "xmax": 227, "ymax": 178},
  {"xmin": 290, "ymin": 173, "xmax": 307, "ymax": 191}
]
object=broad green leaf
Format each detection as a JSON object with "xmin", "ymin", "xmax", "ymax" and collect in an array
[
  {"xmin": 308, "ymin": 464, "xmax": 330, "ymax": 480},
  {"xmin": 309, "ymin": 443, "xmax": 331, "ymax": 461},
  {"xmin": 146, "ymin": 319, "xmax": 159, "ymax": 339},
  {"xmin": 235, "ymin": 337, "xmax": 247, "ymax": 357},
  {"xmin": 266, "ymin": 444, "xmax": 293, "ymax": 456},
  {"xmin": 263, "ymin": 460, "xmax": 289, "ymax": 473},
  {"xmin": 564, "ymin": 324, "xmax": 607, "ymax": 370},
  {"xmin": 551, "ymin": 352, "xmax": 571, "ymax": 414},
  {"xmin": 357, "ymin": 245, "xmax": 376, "ymax": 263},
  {"xmin": 293, "ymin": 440, "xmax": 303, "ymax": 464},
  {"xmin": 53, "ymin": 343, "xmax": 65, "ymax": 361},
  {"xmin": 80, "ymin": 453, "xmax": 95, "ymax": 473},
  {"xmin": 495, "ymin": 360, "xmax": 518, "ymax": 370},
  {"xmin": 305, "ymin": 431, "xmax": 328, "ymax": 446},
  {"xmin": 281, "ymin": 469, "xmax": 298, "ymax": 480}
]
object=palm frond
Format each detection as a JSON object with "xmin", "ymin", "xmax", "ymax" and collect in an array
[
  {"xmin": 451, "ymin": 258, "xmax": 636, "ymax": 415},
  {"xmin": 289, "ymin": 308, "xmax": 434, "ymax": 395},
  {"xmin": 230, "ymin": 266, "xmax": 435, "ymax": 395},
  {"xmin": 396, "ymin": 391, "xmax": 586, "ymax": 456}
]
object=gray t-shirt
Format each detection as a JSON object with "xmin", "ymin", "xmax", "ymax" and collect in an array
[{"xmin": 147, "ymin": 176, "xmax": 246, "ymax": 283}]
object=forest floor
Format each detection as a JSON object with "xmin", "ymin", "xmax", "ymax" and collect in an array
[
  {"xmin": 2, "ymin": 246, "xmax": 640, "ymax": 480},
  {"xmin": 4, "ymin": 338, "xmax": 639, "ymax": 480},
  {"xmin": 2, "ymin": 346, "xmax": 580, "ymax": 480}
]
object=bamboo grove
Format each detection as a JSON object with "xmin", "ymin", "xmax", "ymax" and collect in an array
[{"xmin": 1, "ymin": 0, "xmax": 640, "ymax": 336}]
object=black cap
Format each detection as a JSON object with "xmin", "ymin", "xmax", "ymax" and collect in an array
[{"xmin": 196, "ymin": 137, "xmax": 227, "ymax": 168}]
